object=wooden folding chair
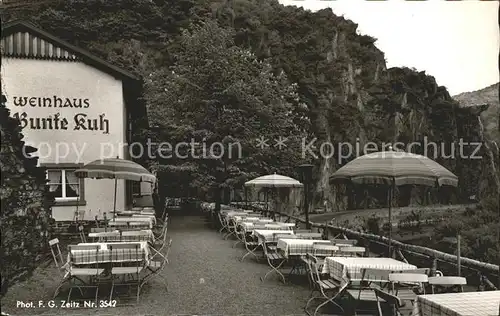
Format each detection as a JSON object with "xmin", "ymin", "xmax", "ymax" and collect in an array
[
  {"xmin": 374, "ymin": 288, "xmax": 405, "ymax": 316},
  {"xmin": 338, "ymin": 246, "xmax": 366, "ymax": 257},
  {"xmin": 388, "ymin": 273, "xmax": 428, "ymax": 306},
  {"xmin": 429, "ymin": 276, "xmax": 466, "ymax": 293},
  {"xmin": 304, "ymin": 253, "xmax": 347, "ymax": 316},
  {"xmin": 108, "ymin": 243, "xmax": 144, "ymax": 303},
  {"xmin": 78, "ymin": 224, "xmax": 86, "ymax": 243},
  {"xmin": 260, "ymin": 240, "xmax": 287, "ymax": 283},
  {"xmin": 329, "ymin": 239, "xmax": 357, "ymax": 246},
  {"xmin": 223, "ymin": 219, "xmax": 237, "ymax": 240},
  {"xmin": 49, "ymin": 238, "xmax": 65, "ymax": 268},
  {"xmin": 151, "ymin": 226, "xmax": 170, "ymax": 253},
  {"xmin": 218, "ymin": 212, "xmax": 229, "ymax": 235},
  {"xmin": 295, "ymin": 232, "xmax": 323, "ymax": 239},
  {"xmin": 347, "ymin": 268, "xmax": 393, "ymax": 314},
  {"xmin": 240, "ymin": 229, "xmax": 261, "ymax": 262},
  {"xmin": 140, "ymin": 246, "xmax": 168, "ymax": 292},
  {"xmin": 232, "ymin": 223, "xmax": 248, "ymax": 248},
  {"xmin": 65, "ymin": 245, "xmax": 104, "ymax": 304},
  {"xmin": 312, "ymin": 243, "xmax": 339, "ymax": 258}
]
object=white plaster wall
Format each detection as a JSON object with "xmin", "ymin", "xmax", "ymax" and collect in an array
[{"xmin": 1, "ymin": 57, "xmax": 128, "ymax": 221}]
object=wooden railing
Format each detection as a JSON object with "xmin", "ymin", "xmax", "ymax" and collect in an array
[{"xmin": 226, "ymin": 202, "xmax": 499, "ymax": 291}]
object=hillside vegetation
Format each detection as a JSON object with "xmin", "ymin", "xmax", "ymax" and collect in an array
[
  {"xmin": 2, "ymin": 0, "xmax": 498, "ymax": 264},
  {"xmin": 454, "ymin": 82, "xmax": 499, "ymax": 144}
]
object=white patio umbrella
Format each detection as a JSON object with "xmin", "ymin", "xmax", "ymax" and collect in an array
[
  {"xmin": 245, "ymin": 173, "xmax": 303, "ymax": 217},
  {"xmin": 75, "ymin": 158, "xmax": 156, "ymax": 220}
]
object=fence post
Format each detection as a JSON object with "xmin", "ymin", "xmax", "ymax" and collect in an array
[
  {"xmin": 364, "ymin": 239, "xmax": 370, "ymax": 257},
  {"xmin": 430, "ymin": 257, "xmax": 437, "ymax": 277},
  {"xmin": 457, "ymin": 233, "xmax": 461, "ymax": 277}
]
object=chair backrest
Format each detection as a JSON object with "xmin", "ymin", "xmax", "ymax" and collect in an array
[
  {"xmin": 393, "ymin": 268, "xmax": 430, "ymax": 275},
  {"xmin": 329, "ymin": 239, "xmax": 357, "ymax": 246},
  {"xmin": 389, "ymin": 273, "xmax": 428, "ymax": 283},
  {"xmin": 429, "ymin": 276, "xmax": 466, "ymax": 294},
  {"xmin": 272, "ymin": 233, "xmax": 296, "ymax": 242},
  {"xmin": 374, "ymin": 288, "xmax": 404, "ymax": 315},
  {"xmin": 164, "ymin": 238, "xmax": 172, "ymax": 260},
  {"xmin": 428, "ymin": 276, "xmax": 466, "ymax": 285},
  {"xmin": 305, "ymin": 253, "xmax": 319, "ymax": 284},
  {"xmin": 312, "ymin": 243, "xmax": 339, "ymax": 257},
  {"xmin": 295, "ymin": 232, "xmax": 323, "ymax": 239},
  {"xmin": 295, "ymin": 229, "xmax": 313, "ymax": 234},
  {"xmin": 91, "ymin": 227, "xmax": 107, "ymax": 233},
  {"xmin": 338, "ymin": 246, "xmax": 365, "ymax": 257},
  {"xmin": 305, "ymin": 253, "xmax": 321, "ymax": 283},
  {"xmin": 361, "ymin": 268, "xmax": 393, "ymax": 283},
  {"xmin": 49, "ymin": 238, "xmax": 64, "ymax": 268},
  {"xmin": 250, "ymin": 224, "xmax": 268, "ymax": 230}
]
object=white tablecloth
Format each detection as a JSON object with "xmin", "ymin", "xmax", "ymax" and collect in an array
[
  {"xmin": 69, "ymin": 241, "xmax": 150, "ymax": 264},
  {"xmin": 112, "ymin": 217, "xmax": 155, "ymax": 224},
  {"xmin": 240, "ymin": 222, "xmax": 288, "ymax": 231},
  {"xmin": 224, "ymin": 211, "xmax": 251, "ymax": 218},
  {"xmin": 253, "ymin": 230, "xmax": 295, "ymax": 243},
  {"xmin": 89, "ymin": 230, "xmax": 153, "ymax": 240},
  {"xmin": 412, "ymin": 291, "xmax": 500, "ymax": 316},
  {"xmin": 277, "ymin": 238, "xmax": 331, "ymax": 257},
  {"xmin": 322, "ymin": 257, "xmax": 416, "ymax": 282}
]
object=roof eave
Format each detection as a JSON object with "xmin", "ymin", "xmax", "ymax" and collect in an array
[{"xmin": 1, "ymin": 20, "xmax": 139, "ymax": 82}]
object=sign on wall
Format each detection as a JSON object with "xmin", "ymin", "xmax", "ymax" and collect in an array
[{"xmin": 10, "ymin": 95, "xmax": 109, "ymax": 134}]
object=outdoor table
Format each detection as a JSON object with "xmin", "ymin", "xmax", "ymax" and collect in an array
[
  {"xmin": 274, "ymin": 222, "xmax": 296, "ymax": 228},
  {"xmin": 89, "ymin": 230, "xmax": 154, "ymax": 241},
  {"xmin": 253, "ymin": 229, "xmax": 295, "ymax": 244},
  {"xmin": 233, "ymin": 216, "xmax": 267, "ymax": 222},
  {"xmin": 112, "ymin": 216, "xmax": 156, "ymax": 224},
  {"xmin": 112, "ymin": 210, "xmax": 140, "ymax": 216},
  {"xmin": 107, "ymin": 221, "xmax": 151, "ymax": 229},
  {"xmin": 132, "ymin": 214, "xmax": 156, "ymax": 220},
  {"xmin": 322, "ymin": 257, "xmax": 417, "ymax": 282},
  {"xmin": 277, "ymin": 238, "xmax": 331, "ymax": 258},
  {"xmin": 412, "ymin": 290, "xmax": 500, "ymax": 316},
  {"xmin": 69, "ymin": 241, "xmax": 150, "ymax": 265},
  {"xmin": 223, "ymin": 210, "xmax": 249, "ymax": 216},
  {"xmin": 240, "ymin": 222, "xmax": 289, "ymax": 231}
]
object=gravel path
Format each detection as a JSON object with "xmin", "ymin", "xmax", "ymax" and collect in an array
[{"xmin": 2, "ymin": 215, "xmax": 313, "ymax": 316}]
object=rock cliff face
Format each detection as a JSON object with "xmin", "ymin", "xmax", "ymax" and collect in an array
[
  {"xmin": 321, "ymin": 68, "xmax": 492, "ymax": 212},
  {"xmin": 453, "ymin": 83, "xmax": 499, "ymax": 143},
  {"xmin": 213, "ymin": 1, "xmax": 495, "ymax": 213}
]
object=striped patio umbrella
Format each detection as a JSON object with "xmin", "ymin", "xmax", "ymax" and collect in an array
[
  {"xmin": 330, "ymin": 147, "xmax": 458, "ymax": 255},
  {"xmin": 75, "ymin": 158, "xmax": 156, "ymax": 219}
]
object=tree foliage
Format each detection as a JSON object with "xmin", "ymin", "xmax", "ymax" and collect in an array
[
  {"xmin": 0, "ymin": 95, "xmax": 54, "ymax": 297},
  {"xmin": 144, "ymin": 21, "xmax": 310, "ymax": 197}
]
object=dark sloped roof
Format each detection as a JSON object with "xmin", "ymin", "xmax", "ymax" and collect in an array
[{"xmin": 1, "ymin": 20, "xmax": 139, "ymax": 81}]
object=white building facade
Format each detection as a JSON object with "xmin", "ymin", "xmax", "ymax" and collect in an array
[{"xmin": 1, "ymin": 21, "xmax": 150, "ymax": 221}]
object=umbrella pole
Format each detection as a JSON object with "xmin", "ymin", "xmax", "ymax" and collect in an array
[
  {"xmin": 388, "ymin": 185, "xmax": 393, "ymax": 258},
  {"xmin": 244, "ymin": 187, "xmax": 248, "ymax": 209},
  {"xmin": 113, "ymin": 178, "xmax": 117, "ymax": 221},
  {"xmin": 266, "ymin": 189, "xmax": 269, "ymax": 217}
]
